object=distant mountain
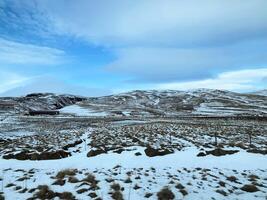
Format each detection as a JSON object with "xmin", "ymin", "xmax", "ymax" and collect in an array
[
  {"xmin": 80, "ymin": 89, "xmax": 267, "ymax": 117},
  {"xmin": 1, "ymin": 89, "xmax": 267, "ymax": 116},
  {"xmin": 251, "ymin": 89, "xmax": 267, "ymax": 96}
]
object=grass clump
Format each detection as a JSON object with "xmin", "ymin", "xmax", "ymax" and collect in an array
[
  {"xmin": 226, "ymin": 176, "xmax": 238, "ymax": 182},
  {"xmin": 110, "ymin": 183, "xmax": 124, "ymax": 200},
  {"xmin": 58, "ymin": 192, "xmax": 76, "ymax": 200},
  {"xmin": 157, "ymin": 187, "xmax": 175, "ymax": 200},
  {"xmin": 241, "ymin": 184, "xmax": 259, "ymax": 193},
  {"xmin": 56, "ymin": 169, "xmax": 76, "ymax": 179},
  {"xmin": 68, "ymin": 176, "xmax": 79, "ymax": 183},
  {"xmin": 34, "ymin": 185, "xmax": 56, "ymax": 200}
]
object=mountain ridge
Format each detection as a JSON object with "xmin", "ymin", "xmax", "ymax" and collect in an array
[{"xmin": 1, "ymin": 89, "xmax": 267, "ymax": 116}]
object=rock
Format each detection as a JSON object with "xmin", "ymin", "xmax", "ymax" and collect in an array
[
  {"xmin": 206, "ymin": 148, "xmax": 239, "ymax": 156},
  {"xmin": 88, "ymin": 192, "xmax": 97, "ymax": 198},
  {"xmin": 3, "ymin": 150, "xmax": 70, "ymax": 161},
  {"xmin": 144, "ymin": 193, "xmax": 153, "ymax": 198},
  {"xmin": 63, "ymin": 140, "xmax": 83, "ymax": 150},
  {"xmin": 113, "ymin": 148, "xmax": 125, "ymax": 154},
  {"xmin": 247, "ymin": 149, "xmax": 267, "ymax": 155},
  {"xmin": 144, "ymin": 146, "xmax": 173, "ymax": 157},
  {"xmin": 135, "ymin": 152, "xmax": 142, "ymax": 156},
  {"xmin": 87, "ymin": 149, "xmax": 106, "ymax": 157},
  {"xmin": 197, "ymin": 152, "xmax": 206, "ymax": 157}
]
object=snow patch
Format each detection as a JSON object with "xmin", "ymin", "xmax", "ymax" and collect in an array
[{"xmin": 60, "ymin": 105, "xmax": 108, "ymax": 117}]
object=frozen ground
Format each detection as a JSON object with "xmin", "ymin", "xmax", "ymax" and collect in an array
[
  {"xmin": 60, "ymin": 105, "xmax": 108, "ymax": 117},
  {"xmin": 0, "ymin": 145, "xmax": 266, "ymax": 200},
  {"xmin": 0, "ymin": 89, "xmax": 267, "ymax": 199},
  {"xmin": 0, "ymin": 122, "xmax": 267, "ymax": 200}
]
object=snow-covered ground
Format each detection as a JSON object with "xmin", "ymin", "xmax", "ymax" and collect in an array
[
  {"xmin": 1, "ymin": 88, "xmax": 267, "ymax": 199},
  {"xmin": 60, "ymin": 105, "xmax": 108, "ymax": 117},
  {"xmin": 1, "ymin": 145, "xmax": 266, "ymax": 171},
  {"xmin": 0, "ymin": 145, "xmax": 266, "ymax": 200},
  {"xmin": 0, "ymin": 131, "xmax": 35, "ymax": 139}
]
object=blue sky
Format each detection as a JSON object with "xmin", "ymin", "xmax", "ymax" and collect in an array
[{"xmin": 0, "ymin": 0, "xmax": 267, "ymax": 96}]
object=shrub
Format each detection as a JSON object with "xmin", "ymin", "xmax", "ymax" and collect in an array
[
  {"xmin": 124, "ymin": 177, "xmax": 132, "ymax": 183},
  {"xmin": 110, "ymin": 183, "xmax": 124, "ymax": 200},
  {"xmin": 58, "ymin": 192, "xmax": 76, "ymax": 200},
  {"xmin": 111, "ymin": 191, "xmax": 123, "ymax": 200},
  {"xmin": 175, "ymin": 183, "xmax": 185, "ymax": 190},
  {"xmin": 157, "ymin": 187, "xmax": 175, "ymax": 200},
  {"xmin": 248, "ymin": 174, "xmax": 259, "ymax": 181},
  {"xmin": 5, "ymin": 183, "xmax": 15, "ymax": 188},
  {"xmin": 218, "ymin": 181, "xmax": 226, "ymax": 187},
  {"xmin": 241, "ymin": 184, "xmax": 259, "ymax": 193},
  {"xmin": 226, "ymin": 176, "xmax": 238, "ymax": 182},
  {"xmin": 144, "ymin": 193, "xmax": 153, "ymax": 198},
  {"xmin": 56, "ymin": 169, "xmax": 76, "ymax": 179},
  {"xmin": 76, "ymin": 188, "xmax": 89, "ymax": 194},
  {"xmin": 89, "ymin": 192, "xmax": 98, "ymax": 198},
  {"xmin": 68, "ymin": 176, "xmax": 79, "ymax": 183},
  {"xmin": 83, "ymin": 173, "xmax": 97, "ymax": 184},
  {"xmin": 52, "ymin": 179, "xmax": 66, "ymax": 186},
  {"xmin": 34, "ymin": 185, "xmax": 56, "ymax": 199},
  {"xmin": 215, "ymin": 189, "xmax": 227, "ymax": 196},
  {"xmin": 133, "ymin": 184, "xmax": 141, "ymax": 190},
  {"xmin": 180, "ymin": 189, "xmax": 188, "ymax": 196},
  {"xmin": 111, "ymin": 183, "xmax": 121, "ymax": 191}
]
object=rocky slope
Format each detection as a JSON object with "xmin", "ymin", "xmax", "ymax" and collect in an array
[
  {"xmin": 79, "ymin": 89, "xmax": 267, "ymax": 117},
  {"xmin": 1, "ymin": 89, "xmax": 267, "ymax": 116},
  {"xmin": 251, "ymin": 89, "xmax": 267, "ymax": 96},
  {"xmin": 0, "ymin": 93, "xmax": 86, "ymax": 113}
]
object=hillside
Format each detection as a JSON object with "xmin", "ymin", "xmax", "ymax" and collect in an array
[{"xmin": 71, "ymin": 89, "xmax": 267, "ymax": 117}]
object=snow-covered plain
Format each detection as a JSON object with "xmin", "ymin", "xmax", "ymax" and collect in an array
[
  {"xmin": 1, "ymin": 89, "xmax": 267, "ymax": 199},
  {"xmin": 60, "ymin": 105, "xmax": 108, "ymax": 117},
  {"xmin": 0, "ymin": 129, "xmax": 266, "ymax": 200}
]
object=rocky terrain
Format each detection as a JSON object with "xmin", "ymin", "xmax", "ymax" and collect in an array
[
  {"xmin": 75, "ymin": 89, "xmax": 267, "ymax": 117},
  {"xmin": 0, "ymin": 89, "xmax": 266, "ymax": 200}
]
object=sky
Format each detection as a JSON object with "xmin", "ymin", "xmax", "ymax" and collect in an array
[{"xmin": 0, "ymin": 0, "xmax": 267, "ymax": 96}]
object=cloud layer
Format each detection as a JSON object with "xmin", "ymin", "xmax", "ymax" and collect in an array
[
  {"xmin": 0, "ymin": 76, "xmax": 111, "ymax": 97},
  {"xmin": 34, "ymin": 0, "xmax": 267, "ymax": 83},
  {"xmin": 156, "ymin": 68, "xmax": 267, "ymax": 91},
  {"xmin": 37, "ymin": 0, "xmax": 267, "ymax": 47},
  {"xmin": 0, "ymin": 38, "xmax": 65, "ymax": 65},
  {"xmin": 0, "ymin": 0, "xmax": 266, "ymax": 94}
]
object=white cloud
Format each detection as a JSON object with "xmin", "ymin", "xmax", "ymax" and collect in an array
[
  {"xmin": 1, "ymin": 0, "xmax": 267, "ymax": 92},
  {"xmin": 156, "ymin": 68, "xmax": 267, "ymax": 92},
  {"xmin": 0, "ymin": 71, "xmax": 30, "ymax": 93},
  {"xmin": 32, "ymin": 0, "xmax": 267, "ymax": 83},
  {"xmin": 0, "ymin": 38, "xmax": 65, "ymax": 65},
  {"xmin": 0, "ymin": 76, "xmax": 111, "ymax": 97},
  {"xmin": 37, "ymin": 0, "xmax": 267, "ymax": 47},
  {"xmin": 105, "ymin": 41, "xmax": 267, "ymax": 82}
]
